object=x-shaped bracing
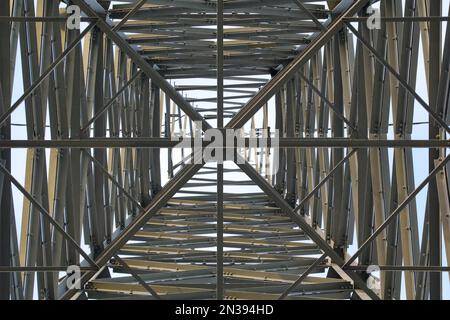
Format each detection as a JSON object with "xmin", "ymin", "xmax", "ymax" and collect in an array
[{"xmin": 59, "ymin": 0, "xmax": 447, "ymax": 300}]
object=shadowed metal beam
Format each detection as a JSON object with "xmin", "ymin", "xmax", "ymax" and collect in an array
[
  {"xmin": 112, "ymin": 254, "xmax": 161, "ymax": 299},
  {"xmin": 0, "ymin": 266, "xmax": 97, "ymax": 272},
  {"xmin": 0, "ymin": 138, "xmax": 449, "ymax": 148},
  {"xmin": 345, "ymin": 265, "xmax": 450, "ymax": 272},
  {"xmin": 297, "ymin": 72, "xmax": 356, "ymax": 131},
  {"xmin": 293, "ymin": 149, "xmax": 358, "ymax": 212},
  {"xmin": 82, "ymin": 150, "xmax": 144, "ymax": 210},
  {"xmin": 0, "ymin": 162, "xmax": 98, "ymax": 267},
  {"xmin": 81, "ymin": 70, "xmax": 143, "ymax": 132},
  {"xmin": 59, "ymin": 161, "xmax": 204, "ymax": 299},
  {"xmin": 0, "ymin": 22, "xmax": 96, "ymax": 127},
  {"xmin": 278, "ymin": 253, "xmax": 328, "ymax": 299},
  {"xmin": 345, "ymin": 21, "xmax": 450, "ymax": 135},
  {"xmin": 216, "ymin": 0, "xmax": 224, "ymax": 301},
  {"xmin": 234, "ymin": 155, "xmax": 379, "ymax": 300},
  {"xmin": 112, "ymin": 0, "xmax": 147, "ymax": 31},
  {"xmin": 292, "ymin": 0, "xmax": 327, "ymax": 31}
]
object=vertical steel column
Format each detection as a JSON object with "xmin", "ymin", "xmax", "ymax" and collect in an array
[
  {"xmin": 429, "ymin": 0, "xmax": 442, "ymax": 300},
  {"xmin": 338, "ymin": 27, "xmax": 358, "ymax": 249},
  {"xmin": 415, "ymin": 0, "xmax": 432, "ymax": 300},
  {"xmin": 9, "ymin": 205, "xmax": 23, "ymax": 300},
  {"xmin": 216, "ymin": 0, "xmax": 224, "ymax": 300}
]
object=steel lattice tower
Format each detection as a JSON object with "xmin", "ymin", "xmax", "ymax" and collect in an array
[{"xmin": 0, "ymin": 0, "xmax": 449, "ymax": 300}]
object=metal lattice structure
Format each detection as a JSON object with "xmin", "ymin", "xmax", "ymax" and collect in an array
[{"xmin": 0, "ymin": 0, "xmax": 449, "ymax": 300}]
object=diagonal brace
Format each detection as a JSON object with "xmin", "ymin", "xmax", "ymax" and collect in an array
[
  {"xmin": 294, "ymin": 148, "xmax": 358, "ymax": 213},
  {"xmin": 71, "ymin": 0, "xmax": 211, "ymax": 132},
  {"xmin": 0, "ymin": 162, "xmax": 98, "ymax": 267},
  {"xmin": 297, "ymin": 72, "xmax": 356, "ymax": 131},
  {"xmin": 82, "ymin": 150, "xmax": 144, "ymax": 211},
  {"xmin": 0, "ymin": 22, "xmax": 96, "ymax": 127},
  {"xmin": 226, "ymin": 0, "xmax": 371, "ymax": 129},
  {"xmin": 278, "ymin": 252, "xmax": 328, "ymax": 299},
  {"xmin": 292, "ymin": 0, "xmax": 327, "ymax": 31},
  {"xmin": 81, "ymin": 70, "xmax": 143, "ymax": 132},
  {"xmin": 59, "ymin": 161, "xmax": 204, "ymax": 299}
]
